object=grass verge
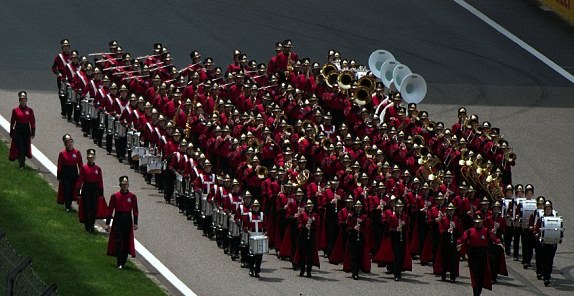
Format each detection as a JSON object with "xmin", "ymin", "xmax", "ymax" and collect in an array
[{"xmin": 0, "ymin": 141, "xmax": 166, "ymax": 296}]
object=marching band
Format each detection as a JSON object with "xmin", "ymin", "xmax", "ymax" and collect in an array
[{"xmin": 45, "ymin": 38, "xmax": 565, "ymax": 292}]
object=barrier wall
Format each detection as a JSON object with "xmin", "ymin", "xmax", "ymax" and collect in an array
[{"xmin": 539, "ymin": 0, "xmax": 574, "ymax": 24}]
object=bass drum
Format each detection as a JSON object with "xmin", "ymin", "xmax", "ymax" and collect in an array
[{"xmin": 540, "ymin": 216, "xmax": 564, "ymax": 245}]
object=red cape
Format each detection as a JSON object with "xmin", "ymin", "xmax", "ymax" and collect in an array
[
  {"xmin": 56, "ymin": 182, "xmax": 79, "ymax": 205},
  {"xmin": 278, "ymin": 220, "xmax": 294, "ymax": 258},
  {"xmin": 107, "ymin": 221, "xmax": 136, "ymax": 258},
  {"xmin": 433, "ymin": 236, "xmax": 460, "ymax": 276},
  {"xmin": 78, "ymin": 196, "xmax": 108, "ymax": 223},
  {"xmin": 409, "ymin": 217, "xmax": 420, "ymax": 255},
  {"xmin": 274, "ymin": 217, "xmax": 284, "ymax": 252},
  {"xmin": 293, "ymin": 232, "xmax": 321, "ymax": 268},
  {"xmin": 8, "ymin": 138, "xmax": 32, "ymax": 161},
  {"xmin": 420, "ymin": 229, "xmax": 433, "ymax": 264},
  {"xmin": 317, "ymin": 208, "xmax": 327, "ymax": 250},
  {"xmin": 266, "ymin": 209, "xmax": 276, "ymax": 248},
  {"xmin": 373, "ymin": 233, "xmax": 412, "ymax": 271},
  {"xmin": 342, "ymin": 232, "xmax": 372, "ymax": 273},
  {"xmin": 328, "ymin": 225, "xmax": 346, "ymax": 264}
]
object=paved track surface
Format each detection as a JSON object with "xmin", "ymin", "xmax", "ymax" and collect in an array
[{"xmin": 1, "ymin": 1, "xmax": 573, "ymax": 295}]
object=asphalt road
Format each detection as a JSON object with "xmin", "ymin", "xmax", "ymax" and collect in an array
[{"xmin": 1, "ymin": 1, "xmax": 573, "ymax": 295}]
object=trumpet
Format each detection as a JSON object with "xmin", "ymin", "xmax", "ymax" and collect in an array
[
  {"xmin": 256, "ymin": 166, "xmax": 268, "ymax": 180},
  {"xmin": 295, "ymin": 169, "xmax": 310, "ymax": 188},
  {"xmin": 355, "ymin": 218, "xmax": 362, "ymax": 241}
]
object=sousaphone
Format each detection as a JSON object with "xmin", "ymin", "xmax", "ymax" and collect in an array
[
  {"xmin": 368, "ymin": 50, "xmax": 395, "ymax": 79},
  {"xmin": 399, "ymin": 73, "xmax": 427, "ymax": 104},
  {"xmin": 380, "ymin": 59, "xmax": 399, "ymax": 88},
  {"xmin": 392, "ymin": 64, "xmax": 412, "ymax": 90}
]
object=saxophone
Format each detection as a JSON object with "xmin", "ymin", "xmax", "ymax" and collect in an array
[{"xmin": 287, "ymin": 52, "xmax": 293, "ymax": 73}]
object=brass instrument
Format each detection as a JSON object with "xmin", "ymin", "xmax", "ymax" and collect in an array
[
  {"xmin": 287, "ymin": 52, "xmax": 294, "ymax": 72},
  {"xmin": 306, "ymin": 216, "xmax": 314, "ymax": 240},
  {"xmin": 355, "ymin": 218, "xmax": 362, "ymax": 241},
  {"xmin": 327, "ymin": 71, "xmax": 339, "ymax": 88},
  {"xmin": 284, "ymin": 124, "xmax": 294, "ymax": 135},
  {"xmin": 320, "ymin": 63, "xmax": 338, "ymax": 79},
  {"xmin": 256, "ymin": 166, "xmax": 269, "ymax": 180},
  {"xmin": 504, "ymin": 151, "xmax": 516, "ymax": 163},
  {"xmin": 357, "ymin": 75, "xmax": 376, "ymax": 92},
  {"xmin": 321, "ymin": 137, "xmax": 333, "ymax": 150},
  {"xmin": 449, "ymin": 220, "xmax": 455, "ymax": 243},
  {"xmin": 248, "ymin": 138, "xmax": 262, "ymax": 153},
  {"xmin": 398, "ymin": 216, "xmax": 403, "ymax": 242},
  {"xmin": 337, "ymin": 70, "xmax": 355, "ymax": 90},
  {"xmin": 295, "ymin": 169, "xmax": 310, "ymax": 188},
  {"xmin": 352, "ymin": 86, "xmax": 372, "ymax": 106},
  {"xmin": 414, "ymin": 135, "xmax": 425, "ymax": 146}
]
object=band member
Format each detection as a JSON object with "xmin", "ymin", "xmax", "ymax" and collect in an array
[
  {"xmin": 245, "ymin": 199, "xmax": 265, "ymax": 278},
  {"xmin": 52, "ymin": 39, "xmax": 71, "ymax": 117},
  {"xmin": 76, "ymin": 149, "xmax": 105, "ymax": 232},
  {"xmin": 434, "ymin": 202, "xmax": 460, "ymax": 283},
  {"xmin": 457, "ymin": 214, "xmax": 502, "ymax": 296},
  {"xmin": 56, "ymin": 134, "xmax": 83, "ymax": 211},
  {"xmin": 106, "ymin": 176, "xmax": 139, "ymax": 269},
  {"xmin": 294, "ymin": 199, "xmax": 320, "ymax": 277},
  {"xmin": 346, "ymin": 200, "xmax": 370, "ymax": 280},
  {"xmin": 534, "ymin": 200, "xmax": 560, "ymax": 286},
  {"xmin": 521, "ymin": 184, "xmax": 535, "ymax": 269},
  {"xmin": 9, "ymin": 91, "xmax": 36, "ymax": 169},
  {"xmin": 383, "ymin": 199, "xmax": 411, "ymax": 281},
  {"xmin": 532, "ymin": 196, "xmax": 546, "ymax": 279}
]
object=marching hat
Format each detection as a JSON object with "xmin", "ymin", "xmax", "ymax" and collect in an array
[
  {"xmin": 354, "ymin": 200, "xmax": 362, "ymax": 207},
  {"xmin": 296, "ymin": 188, "xmax": 304, "ymax": 196},
  {"xmin": 446, "ymin": 202, "xmax": 456, "ymax": 210},
  {"xmin": 536, "ymin": 196, "xmax": 546, "ymax": 204},
  {"xmin": 86, "ymin": 149, "xmax": 96, "ymax": 157},
  {"xmin": 480, "ymin": 197, "xmax": 490, "ymax": 205},
  {"xmin": 252, "ymin": 199, "xmax": 260, "ymax": 206},
  {"xmin": 505, "ymin": 184, "xmax": 514, "ymax": 191},
  {"xmin": 109, "ymin": 40, "xmax": 119, "ymax": 48},
  {"xmin": 306, "ymin": 199, "xmax": 314, "ymax": 207},
  {"xmin": 60, "ymin": 39, "xmax": 70, "ymax": 47},
  {"xmin": 119, "ymin": 176, "xmax": 129, "ymax": 184},
  {"xmin": 18, "ymin": 91, "xmax": 27, "ymax": 99},
  {"xmin": 204, "ymin": 160, "xmax": 212, "ymax": 167},
  {"xmin": 395, "ymin": 199, "xmax": 404, "ymax": 207},
  {"xmin": 473, "ymin": 214, "xmax": 483, "ymax": 223},
  {"xmin": 515, "ymin": 184, "xmax": 524, "ymax": 192},
  {"xmin": 62, "ymin": 134, "xmax": 73, "ymax": 143},
  {"xmin": 525, "ymin": 184, "xmax": 534, "ymax": 192},
  {"xmin": 544, "ymin": 200, "xmax": 552, "ymax": 208},
  {"xmin": 458, "ymin": 107, "xmax": 467, "ymax": 114},
  {"xmin": 492, "ymin": 201, "xmax": 501, "ymax": 208}
]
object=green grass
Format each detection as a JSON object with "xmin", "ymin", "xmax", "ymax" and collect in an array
[{"xmin": 0, "ymin": 142, "xmax": 166, "ymax": 296}]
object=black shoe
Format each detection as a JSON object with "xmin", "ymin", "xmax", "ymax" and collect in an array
[
  {"xmin": 450, "ymin": 278, "xmax": 456, "ymax": 283},
  {"xmin": 537, "ymin": 274, "xmax": 543, "ymax": 280},
  {"xmin": 352, "ymin": 274, "xmax": 359, "ymax": 280},
  {"xmin": 513, "ymin": 257, "xmax": 519, "ymax": 261},
  {"xmin": 107, "ymin": 152, "xmax": 111, "ymax": 155},
  {"xmin": 118, "ymin": 158, "xmax": 123, "ymax": 163},
  {"xmin": 249, "ymin": 270, "xmax": 254, "ymax": 277},
  {"xmin": 544, "ymin": 280, "xmax": 550, "ymax": 287},
  {"xmin": 441, "ymin": 275, "xmax": 447, "ymax": 281},
  {"xmin": 385, "ymin": 270, "xmax": 394, "ymax": 275},
  {"xmin": 83, "ymin": 132, "xmax": 88, "ymax": 137},
  {"xmin": 505, "ymin": 251, "xmax": 511, "ymax": 256},
  {"xmin": 492, "ymin": 279, "xmax": 497, "ymax": 284},
  {"xmin": 394, "ymin": 277, "xmax": 399, "ymax": 282},
  {"xmin": 299, "ymin": 271, "xmax": 304, "ymax": 277},
  {"xmin": 306, "ymin": 271, "xmax": 312, "ymax": 278},
  {"xmin": 255, "ymin": 273, "xmax": 260, "ymax": 278}
]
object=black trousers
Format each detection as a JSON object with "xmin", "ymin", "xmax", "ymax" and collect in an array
[
  {"xmin": 489, "ymin": 244, "xmax": 501, "ymax": 281},
  {"xmin": 391, "ymin": 231, "xmax": 406, "ymax": 279},
  {"xmin": 349, "ymin": 231, "xmax": 363, "ymax": 276},
  {"xmin": 522, "ymin": 229, "xmax": 534, "ymax": 264},
  {"xmin": 512, "ymin": 227, "xmax": 522, "ymax": 258},
  {"xmin": 81, "ymin": 183, "xmax": 99, "ymax": 231},
  {"xmin": 14, "ymin": 124, "xmax": 30, "ymax": 167},
  {"xmin": 534, "ymin": 240, "xmax": 544, "ymax": 276},
  {"xmin": 115, "ymin": 136, "xmax": 127, "ymax": 159},
  {"xmin": 468, "ymin": 247, "xmax": 488, "ymax": 296},
  {"xmin": 114, "ymin": 213, "xmax": 132, "ymax": 267},
  {"xmin": 441, "ymin": 233, "xmax": 458, "ymax": 280},
  {"xmin": 325, "ymin": 206, "xmax": 338, "ymax": 255},
  {"xmin": 106, "ymin": 133, "xmax": 114, "ymax": 154},
  {"xmin": 541, "ymin": 244, "xmax": 557, "ymax": 281},
  {"xmin": 298, "ymin": 230, "xmax": 315, "ymax": 273},
  {"xmin": 504, "ymin": 225, "xmax": 514, "ymax": 254},
  {"xmin": 61, "ymin": 177, "xmax": 78, "ymax": 210},
  {"xmin": 249, "ymin": 254, "xmax": 263, "ymax": 274},
  {"xmin": 163, "ymin": 169, "xmax": 175, "ymax": 202}
]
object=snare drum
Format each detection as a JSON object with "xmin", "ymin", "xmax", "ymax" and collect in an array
[
  {"xmin": 240, "ymin": 230, "xmax": 249, "ymax": 246},
  {"xmin": 194, "ymin": 191, "xmax": 201, "ymax": 211},
  {"xmin": 106, "ymin": 115, "xmax": 115, "ymax": 135},
  {"xmin": 229, "ymin": 217, "xmax": 240, "ymax": 237},
  {"xmin": 80, "ymin": 99, "xmax": 89, "ymax": 118},
  {"xmin": 98, "ymin": 110, "xmax": 106, "ymax": 129},
  {"xmin": 146, "ymin": 155, "xmax": 162, "ymax": 174},
  {"xmin": 65, "ymin": 85, "xmax": 74, "ymax": 104},
  {"xmin": 540, "ymin": 216, "xmax": 564, "ymax": 245},
  {"xmin": 138, "ymin": 153, "xmax": 149, "ymax": 166},
  {"xmin": 127, "ymin": 130, "xmax": 134, "ymax": 149},
  {"xmin": 220, "ymin": 211, "xmax": 228, "ymax": 230},
  {"xmin": 132, "ymin": 131, "xmax": 141, "ymax": 148},
  {"xmin": 175, "ymin": 173, "xmax": 183, "ymax": 196},
  {"xmin": 249, "ymin": 235, "xmax": 269, "ymax": 254},
  {"xmin": 114, "ymin": 121, "xmax": 127, "ymax": 138},
  {"xmin": 88, "ymin": 100, "xmax": 98, "ymax": 119}
]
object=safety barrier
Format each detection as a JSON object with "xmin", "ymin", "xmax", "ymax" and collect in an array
[{"xmin": 0, "ymin": 230, "xmax": 57, "ymax": 296}]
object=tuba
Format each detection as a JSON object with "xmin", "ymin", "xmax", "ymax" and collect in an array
[
  {"xmin": 321, "ymin": 63, "xmax": 338, "ymax": 79},
  {"xmin": 337, "ymin": 70, "xmax": 355, "ymax": 89},
  {"xmin": 295, "ymin": 169, "xmax": 310, "ymax": 188},
  {"xmin": 352, "ymin": 86, "xmax": 372, "ymax": 106},
  {"xmin": 321, "ymin": 137, "xmax": 333, "ymax": 150},
  {"xmin": 357, "ymin": 75, "xmax": 376, "ymax": 92},
  {"xmin": 256, "ymin": 166, "xmax": 269, "ymax": 180}
]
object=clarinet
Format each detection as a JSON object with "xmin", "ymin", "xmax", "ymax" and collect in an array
[
  {"xmin": 449, "ymin": 216, "xmax": 455, "ymax": 244},
  {"xmin": 356, "ymin": 217, "xmax": 362, "ymax": 242},
  {"xmin": 398, "ymin": 216, "xmax": 403, "ymax": 242},
  {"xmin": 307, "ymin": 215, "xmax": 314, "ymax": 240}
]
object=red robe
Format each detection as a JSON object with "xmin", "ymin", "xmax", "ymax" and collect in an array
[
  {"xmin": 8, "ymin": 106, "xmax": 35, "ymax": 161},
  {"xmin": 106, "ymin": 191, "xmax": 138, "ymax": 258}
]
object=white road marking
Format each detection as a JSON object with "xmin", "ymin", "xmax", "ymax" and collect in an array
[
  {"xmin": 453, "ymin": 0, "xmax": 574, "ymax": 84},
  {"xmin": 0, "ymin": 115, "xmax": 197, "ymax": 296}
]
